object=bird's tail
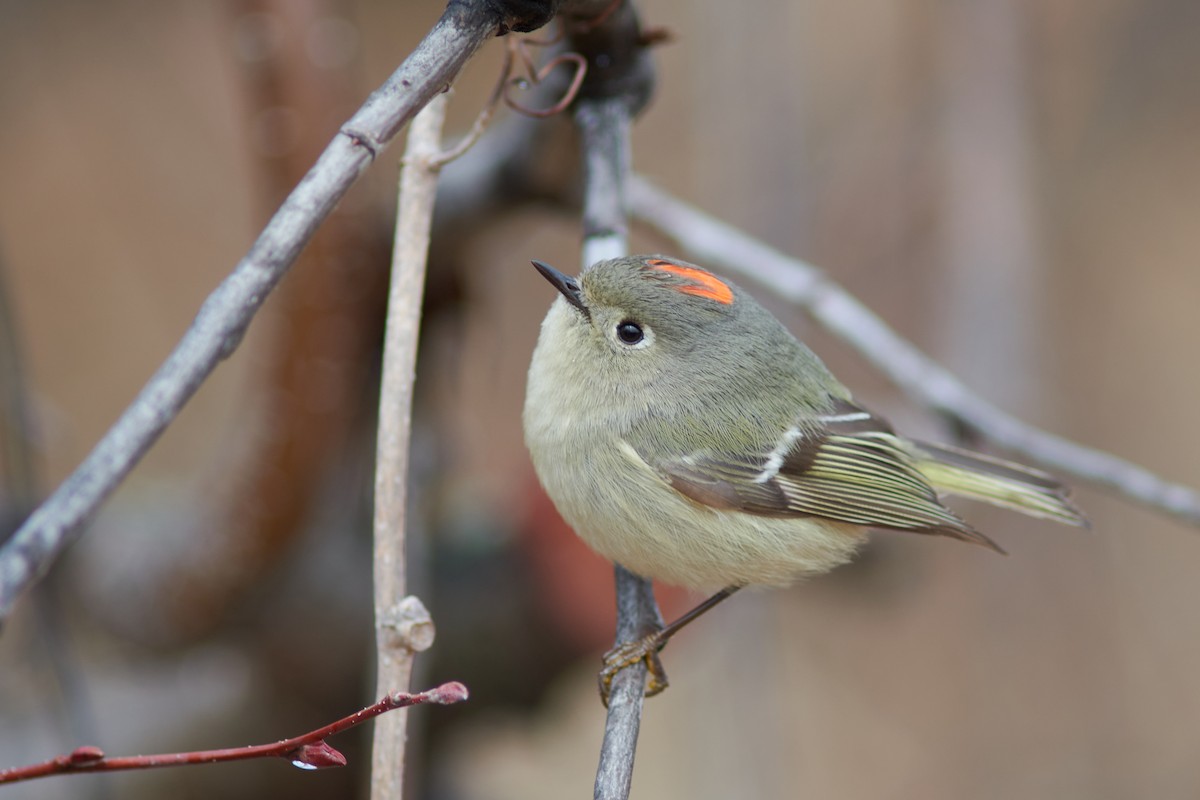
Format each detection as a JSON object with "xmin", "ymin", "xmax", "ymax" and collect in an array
[{"xmin": 913, "ymin": 441, "xmax": 1089, "ymax": 528}]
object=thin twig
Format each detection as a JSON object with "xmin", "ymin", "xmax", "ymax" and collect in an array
[
  {"xmin": 430, "ymin": 43, "xmax": 514, "ymax": 168},
  {"xmin": 370, "ymin": 95, "xmax": 448, "ymax": 800},
  {"xmin": 0, "ymin": 682, "xmax": 468, "ymax": 785},
  {"xmin": 432, "ymin": 63, "xmax": 577, "ymax": 233},
  {"xmin": 0, "ymin": 0, "xmax": 554, "ymax": 626},
  {"xmin": 628, "ymin": 175, "xmax": 1200, "ymax": 526},
  {"xmin": 505, "ymin": 51, "xmax": 589, "ymax": 117}
]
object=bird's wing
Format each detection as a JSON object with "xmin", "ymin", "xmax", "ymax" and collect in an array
[{"xmin": 643, "ymin": 399, "xmax": 1002, "ymax": 551}]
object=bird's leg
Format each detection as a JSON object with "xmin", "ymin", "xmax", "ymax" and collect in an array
[{"xmin": 599, "ymin": 585, "xmax": 742, "ymax": 705}]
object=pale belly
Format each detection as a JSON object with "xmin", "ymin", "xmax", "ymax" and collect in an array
[{"xmin": 530, "ymin": 434, "xmax": 866, "ymax": 589}]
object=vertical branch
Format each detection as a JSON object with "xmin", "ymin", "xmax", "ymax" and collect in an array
[
  {"xmin": 561, "ymin": 1, "xmax": 657, "ymax": 797},
  {"xmin": 575, "ymin": 98, "xmax": 659, "ymax": 800},
  {"xmin": 595, "ymin": 564, "xmax": 661, "ymax": 798},
  {"xmin": 370, "ymin": 97, "xmax": 447, "ymax": 800},
  {"xmin": 577, "ymin": 99, "xmax": 632, "ymax": 265}
]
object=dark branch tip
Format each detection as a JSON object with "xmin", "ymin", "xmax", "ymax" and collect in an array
[{"xmin": 464, "ymin": 0, "xmax": 562, "ymax": 35}]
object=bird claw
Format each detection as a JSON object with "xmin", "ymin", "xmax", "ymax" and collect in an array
[{"xmin": 598, "ymin": 634, "xmax": 669, "ymax": 707}]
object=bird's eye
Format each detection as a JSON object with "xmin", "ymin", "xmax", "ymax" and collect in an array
[{"xmin": 616, "ymin": 320, "xmax": 644, "ymax": 345}]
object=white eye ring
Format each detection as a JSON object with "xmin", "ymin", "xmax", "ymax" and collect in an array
[
  {"xmin": 612, "ymin": 319, "xmax": 654, "ymax": 350},
  {"xmin": 616, "ymin": 320, "xmax": 644, "ymax": 344}
]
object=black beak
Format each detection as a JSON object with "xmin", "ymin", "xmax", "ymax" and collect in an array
[{"xmin": 531, "ymin": 260, "xmax": 589, "ymax": 317}]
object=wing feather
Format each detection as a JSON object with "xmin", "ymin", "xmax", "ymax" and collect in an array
[{"xmin": 645, "ymin": 399, "xmax": 1003, "ymax": 552}]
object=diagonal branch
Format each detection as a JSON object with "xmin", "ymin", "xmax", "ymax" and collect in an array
[
  {"xmin": 629, "ymin": 176, "xmax": 1200, "ymax": 527},
  {"xmin": 0, "ymin": 0, "xmax": 561, "ymax": 626}
]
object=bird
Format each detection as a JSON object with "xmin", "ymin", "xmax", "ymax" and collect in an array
[{"xmin": 522, "ymin": 254, "xmax": 1087, "ymax": 697}]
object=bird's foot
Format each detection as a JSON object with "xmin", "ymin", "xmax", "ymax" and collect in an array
[{"xmin": 598, "ymin": 633, "xmax": 669, "ymax": 707}]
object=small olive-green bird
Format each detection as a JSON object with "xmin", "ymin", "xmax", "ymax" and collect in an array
[{"xmin": 523, "ymin": 254, "xmax": 1087, "ymax": 595}]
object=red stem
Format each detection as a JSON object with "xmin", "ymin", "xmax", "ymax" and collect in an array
[{"xmin": 0, "ymin": 681, "xmax": 467, "ymax": 785}]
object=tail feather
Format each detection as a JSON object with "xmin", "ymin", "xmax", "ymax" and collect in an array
[{"xmin": 913, "ymin": 441, "xmax": 1089, "ymax": 528}]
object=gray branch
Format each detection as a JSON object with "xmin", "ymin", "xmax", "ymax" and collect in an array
[
  {"xmin": 370, "ymin": 96, "xmax": 448, "ymax": 800},
  {"xmin": 629, "ymin": 175, "xmax": 1200, "ymax": 527},
  {"xmin": 595, "ymin": 563, "xmax": 662, "ymax": 800},
  {"xmin": 576, "ymin": 97, "xmax": 659, "ymax": 800},
  {"xmin": 0, "ymin": 0, "xmax": 559, "ymax": 624},
  {"xmin": 557, "ymin": 2, "xmax": 660, "ymax": 798}
]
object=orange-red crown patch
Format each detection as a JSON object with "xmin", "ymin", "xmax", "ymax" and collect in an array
[{"xmin": 645, "ymin": 258, "xmax": 734, "ymax": 305}]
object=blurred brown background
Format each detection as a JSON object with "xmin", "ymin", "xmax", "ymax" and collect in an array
[{"xmin": 1, "ymin": 0, "xmax": 1199, "ymax": 798}]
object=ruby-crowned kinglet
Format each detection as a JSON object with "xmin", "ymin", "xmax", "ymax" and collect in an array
[{"xmin": 523, "ymin": 255, "xmax": 1087, "ymax": 591}]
